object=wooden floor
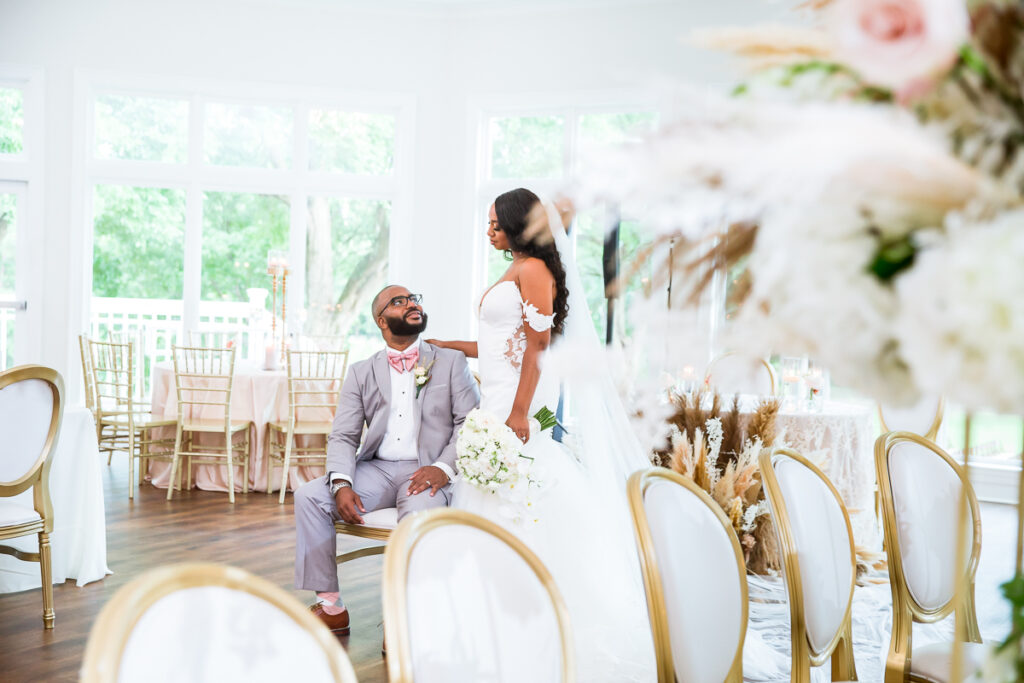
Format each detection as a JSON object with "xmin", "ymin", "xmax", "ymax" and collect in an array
[{"xmin": 0, "ymin": 457, "xmax": 388, "ymax": 683}]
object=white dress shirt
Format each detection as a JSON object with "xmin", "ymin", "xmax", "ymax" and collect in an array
[{"xmin": 330, "ymin": 342, "xmax": 454, "ymax": 488}]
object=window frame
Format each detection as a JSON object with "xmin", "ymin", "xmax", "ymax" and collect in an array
[
  {"xmin": 467, "ymin": 91, "xmax": 665, "ymax": 336},
  {"xmin": 0, "ymin": 64, "xmax": 45, "ymax": 371},
  {"xmin": 73, "ymin": 70, "xmax": 415, "ymax": 347}
]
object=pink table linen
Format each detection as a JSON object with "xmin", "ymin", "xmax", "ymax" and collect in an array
[{"xmin": 147, "ymin": 362, "xmax": 330, "ymax": 494}]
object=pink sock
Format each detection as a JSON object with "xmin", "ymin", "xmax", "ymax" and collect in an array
[{"xmin": 316, "ymin": 592, "xmax": 345, "ymax": 615}]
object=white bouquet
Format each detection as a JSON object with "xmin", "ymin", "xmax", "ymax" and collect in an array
[{"xmin": 455, "ymin": 408, "xmax": 537, "ymax": 495}]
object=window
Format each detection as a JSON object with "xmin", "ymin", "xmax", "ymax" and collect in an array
[
  {"xmin": 0, "ymin": 189, "xmax": 17, "ymax": 368},
  {"xmin": 488, "ymin": 115, "xmax": 565, "ymax": 179},
  {"xmin": 0, "ymin": 87, "xmax": 24, "ymax": 155},
  {"xmin": 309, "ymin": 110, "xmax": 395, "ymax": 174},
  {"xmin": 92, "ymin": 185, "xmax": 186, "ymax": 299},
  {"xmin": 84, "ymin": 78, "xmax": 410, "ymax": 391},
  {"xmin": 201, "ymin": 192, "xmax": 289, "ymax": 301},
  {"xmin": 475, "ymin": 104, "xmax": 660, "ymax": 341},
  {"xmin": 305, "ymin": 197, "xmax": 391, "ymax": 359},
  {"xmin": 94, "ymin": 94, "xmax": 188, "ymax": 163},
  {"xmin": 204, "ymin": 102, "xmax": 293, "ymax": 169}
]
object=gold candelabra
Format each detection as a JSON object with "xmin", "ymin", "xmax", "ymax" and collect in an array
[{"xmin": 267, "ymin": 250, "xmax": 290, "ymax": 363}]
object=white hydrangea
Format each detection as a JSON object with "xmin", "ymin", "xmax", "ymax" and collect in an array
[
  {"xmin": 455, "ymin": 408, "xmax": 543, "ymax": 520},
  {"xmin": 895, "ymin": 210, "xmax": 1024, "ymax": 413}
]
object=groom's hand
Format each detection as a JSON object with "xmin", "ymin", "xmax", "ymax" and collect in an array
[
  {"xmin": 335, "ymin": 488, "xmax": 366, "ymax": 524},
  {"xmin": 408, "ymin": 465, "xmax": 449, "ymax": 497}
]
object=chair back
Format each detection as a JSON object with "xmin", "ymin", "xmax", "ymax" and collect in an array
[
  {"xmin": 383, "ymin": 509, "xmax": 573, "ymax": 683},
  {"xmin": 285, "ymin": 350, "xmax": 349, "ymax": 424},
  {"xmin": 78, "ymin": 334, "xmax": 96, "ymax": 415},
  {"xmin": 704, "ymin": 351, "xmax": 776, "ymax": 397},
  {"xmin": 171, "ymin": 345, "xmax": 236, "ymax": 426},
  {"xmin": 878, "ymin": 397, "xmax": 944, "ymax": 441},
  {"xmin": 760, "ymin": 448, "xmax": 857, "ymax": 677},
  {"xmin": 88, "ymin": 339, "xmax": 135, "ymax": 416},
  {"xmin": 628, "ymin": 468, "xmax": 746, "ymax": 683},
  {"xmin": 80, "ymin": 562, "xmax": 358, "ymax": 683},
  {"xmin": 875, "ymin": 432, "xmax": 981, "ymax": 619},
  {"xmin": 0, "ymin": 366, "xmax": 63, "ymax": 523}
]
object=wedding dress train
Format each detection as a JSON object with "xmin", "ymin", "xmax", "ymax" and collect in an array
[{"xmin": 452, "ymin": 279, "xmax": 657, "ymax": 681}]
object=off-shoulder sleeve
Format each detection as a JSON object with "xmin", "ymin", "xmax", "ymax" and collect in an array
[{"xmin": 522, "ymin": 300, "xmax": 555, "ymax": 332}]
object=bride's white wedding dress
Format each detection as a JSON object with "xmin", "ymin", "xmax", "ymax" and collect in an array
[{"xmin": 453, "ymin": 278, "xmax": 657, "ymax": 682}]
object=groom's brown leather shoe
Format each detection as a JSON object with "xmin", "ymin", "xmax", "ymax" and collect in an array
[{"xmin": 309, "ymin": 604, "xmax": 350, "ymax": 635}]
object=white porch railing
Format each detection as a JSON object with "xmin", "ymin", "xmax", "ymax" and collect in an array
[{"xmin": 90, "ymin": 297, "xmax": 259, "ymax": 398}]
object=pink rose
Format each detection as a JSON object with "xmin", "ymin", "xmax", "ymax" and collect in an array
[{"xmin": 830, "ymin": 0, "xmax": 968, "ymax": 94}]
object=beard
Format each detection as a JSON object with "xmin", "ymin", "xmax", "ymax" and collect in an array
[{"xmin": 385, "ymin": 310, "xmax": 428, "ymax": 336}]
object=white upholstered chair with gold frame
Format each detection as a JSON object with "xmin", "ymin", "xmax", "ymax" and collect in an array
[
  {"xmin": 627, "ymin": 468, "xmax": 747, "ymax": 683},
  {"xmin": 79, "ymin": 562, "xmax": 358, "ymax": 683},
  {"xmin": 267, "ymin": 349, "xmax": 349, "ymax": 503},
  {"xmin": 878, "ymin": 397, "xmax": 945, "ymax": 441},
  {"xmin": 704, "ymin": 351, "xmax": 777, "ymax": 397},
  {"xmin": 0, "ymin": 364, "xmax": 63, "ymax": 629},
  {"xmin": 89, "ymin": 338, "xmax": 177, "ymax": 498},
  {"xmin": 760, "ymin": 447, "xmax": 858, "ymax": 683},
  {"xmin": 875, "ymin": 431, "xmax": 985, "ymax": 683},
  {"xmin": 382, "ymin": 508, "xmax": 574, "ymax": 683},
  {"xmin": 166, "ymin": 345, "xmax": 252, "ymax": 503}
]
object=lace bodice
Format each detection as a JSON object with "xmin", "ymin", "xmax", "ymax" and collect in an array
[{"xmin": 477, "ymin": 281, "xmax": 558, "ymax": 418}]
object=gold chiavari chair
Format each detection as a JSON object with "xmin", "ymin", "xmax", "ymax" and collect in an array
[
  {"xmin": 875, "ymin": 431, "xmax": 985, "ymax": 683},
  {"xmin": 80, "ymin": 562, "xmax": 359, "ymax": 683},
  {"xmin": 627, "ymin": 468, "xmax": 747, "ymax": 683},
  {"xmin": 382, "ymin": 508, "xmax": 574, "ymax": 683},
  {"xmin": 267, "ymin": 349, "xmax": 349, "ymax": 504},
  {"xmin": 89, "ymin": 339, "xmax": 177, "ymax": 498},
  {"xmin": 0, "ymin": 365, "xmax": 63, "ymax": 629},
  {"xmin": 167, "ymin": 345, "xmax": 252, "ymax": 503},
  {"xmin": 760, "ymin": 447, "xmax": 858, "ymax": 683},
  {"xmin": 704, "ymin": 351, "xmax": 777, "ymax": 396}
]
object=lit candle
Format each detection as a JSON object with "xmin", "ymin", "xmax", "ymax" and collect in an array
[{"xmin": 264, "ymin": 343, "xmax": 276, "ymax": 370}]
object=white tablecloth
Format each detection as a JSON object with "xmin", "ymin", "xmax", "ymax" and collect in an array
[{"xmin": 0, "ymin": 406, "xmax": 111, "ymax": 592}]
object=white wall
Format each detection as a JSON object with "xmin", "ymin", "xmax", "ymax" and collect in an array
[{"xmin": 0, "ymin": 0, "xmax": 787, "ymax": 398}]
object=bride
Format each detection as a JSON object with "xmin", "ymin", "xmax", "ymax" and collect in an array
[{"xmin": 428, "ymin": 188, "xmax": 656, "ymax": 681}]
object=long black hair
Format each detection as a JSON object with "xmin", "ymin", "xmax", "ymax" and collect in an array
[{"xmin": 494, "ymin": 188, "xmax": 569, "ymax": 336}]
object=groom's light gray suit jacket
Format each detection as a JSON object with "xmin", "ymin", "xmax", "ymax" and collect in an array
[{"xmin": 326, "ymin": 342, "xmax": 480, "ymax": 480}]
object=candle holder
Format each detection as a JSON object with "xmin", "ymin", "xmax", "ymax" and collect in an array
[
  {"xmin": 266, "ymin": 250, "xmax": 290, "ymax": 365},
  {"xmin": 779, "ymin": 356, "xmax": 808, "ymax": 412}
]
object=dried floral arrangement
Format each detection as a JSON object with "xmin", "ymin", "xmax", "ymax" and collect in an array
[{"xmin": 652, "ymin": 390, "xmax": 781, "ymax": 574}]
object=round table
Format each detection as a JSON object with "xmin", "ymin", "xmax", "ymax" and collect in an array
[
  {"xmin": 147, "ymin": 362, "xmax": 328, "ymax": 494},
  {"xmin": 0, "ymin": 406, "xmax": 111, "ymax": 592},
  {"xmin": 732, "ymin": 396, "xmax": 880, "ymax": 550}
]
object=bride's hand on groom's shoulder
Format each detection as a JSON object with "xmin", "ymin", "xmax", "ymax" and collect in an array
[{"xmin": 425, "ymin": 339, "xmax": 446, "ymax": 349}]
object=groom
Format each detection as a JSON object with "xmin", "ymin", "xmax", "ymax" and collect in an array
[{"xmin": 294, "ymin": 284, "xmax": 480, "ymax": 635}]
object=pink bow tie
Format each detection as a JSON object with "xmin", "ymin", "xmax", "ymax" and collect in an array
[{"xmin": 387, "ymin": 347, "xmax": 419, "ymax": 373}]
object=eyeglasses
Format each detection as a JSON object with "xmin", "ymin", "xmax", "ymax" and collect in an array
[{"xmin": 378, "ymin": 293, "xmax": 423, "ymax": 316}]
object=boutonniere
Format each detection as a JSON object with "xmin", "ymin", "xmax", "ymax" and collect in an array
[{"xmin": 414, "ymin": 359, "xmax": 436, "ymax": 398}]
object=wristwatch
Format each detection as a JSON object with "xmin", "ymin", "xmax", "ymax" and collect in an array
[{"xmin": 329, "ymin": 479, "xmax": 352, "ymax": 496}]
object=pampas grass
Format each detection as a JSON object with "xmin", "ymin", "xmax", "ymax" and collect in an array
[
  {"xmin": 657, "ymin": 389, "xmax": 783, "ymax": 574},
  {"xmin": 748, "ymin": 396, "xmax": 780, "ymax": 447}
]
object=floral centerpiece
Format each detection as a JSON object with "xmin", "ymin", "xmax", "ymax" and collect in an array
[{"xmin": 574, "ymin": 0, "xmax": 1024, "ymax": 676}]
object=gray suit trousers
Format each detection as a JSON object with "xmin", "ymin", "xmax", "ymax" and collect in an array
[{"xmin": 294, "ymin": 458, "xmax": 451, "ymax": 593}]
